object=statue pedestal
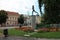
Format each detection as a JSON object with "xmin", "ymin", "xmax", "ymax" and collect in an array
[{"xmin": 32, "ymin": 15, "xmax": 36, "ymax": 29}]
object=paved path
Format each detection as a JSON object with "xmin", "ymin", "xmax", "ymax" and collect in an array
[
  {"xmin": 0, "ymin": 27, "xmax": 19, "ymax": 29},
  {"xmin": 0, "ymin": 36, "xmax": 60, "ymax": 40}
]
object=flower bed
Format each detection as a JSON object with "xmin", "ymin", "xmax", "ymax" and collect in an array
[
  {"xmin": 37, "ymin": 27, "xmax": 59, "ymax": 33},
  {"xmin": 15, "ymin": 26, "xmax": 34, "ymax": 32}
]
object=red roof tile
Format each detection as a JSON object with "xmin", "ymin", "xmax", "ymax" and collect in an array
[
  {"xmin": 0, "ymin": 10, "xmax": 20, "ymax": 16},
  {"xmin": 6, "ymin": 11, "xmax": 19, "ymax": 16}
]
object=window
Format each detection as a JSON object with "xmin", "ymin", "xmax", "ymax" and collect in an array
[
  {"xmin": 13, "ymin": 17, "xmax": 14, "ymax": 20},
  {"xmin": 10, "ymin": 17, "xmax": 11, "ymax": 20}
]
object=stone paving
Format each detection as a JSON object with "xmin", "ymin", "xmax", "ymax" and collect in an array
[{"xmin": 0, "ymin": 36, "xmax": 60, "ymax": 40}]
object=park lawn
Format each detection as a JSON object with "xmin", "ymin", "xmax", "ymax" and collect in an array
[
  {"xmin": 30, "ymin": 32, "xmax": 60, "ymax": 38},
  {"xmin": 0, "ymin": 29, "xmax": 3, "ymax": 33},
  {"xmin": 8, "ymin": 29, "xmax": 60, "ymax": 38},
  {"xmin": 0, "ymin": 29, "xmax": 28, "ymax": 36},
  {"xmin": 0, "ymin": 29, "xmax": 60, "ymax": 38},
  {"xmin": 8, "ymin": 29, "xmax": 28, "ymax": 36}
]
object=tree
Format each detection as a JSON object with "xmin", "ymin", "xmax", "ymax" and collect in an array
[
  {"xmin": 38, "ymin": 0, "xmax": 42, "ymax": 16},
  {"xmin": 44, "ymin": 0, "xmax": 60, "ymax": 24},
  {"xmin": 38, "ymin": 0, "xmax": 45, "ymax": 23},
  {"xmin": 0, "ymin": 10, "xmax": 8, "ymax": 37},
  {"xmin": 0, "ymin": 10, "xmax": 8, "ymax": 26},
  {"xmin": 38, "ymin": 0, "xmax": 60, "ymax": 24},
  {"xmin": 18, "ymin": 14, "xmax": 24, "ymax": 27}
]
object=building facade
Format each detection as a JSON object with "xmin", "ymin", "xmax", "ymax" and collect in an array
[
  {"xmin": 24, "ymin": 15, "xmax": 41, "ymax": 27},
  {"xmin": 6, "ymin": 11, "xmax": 20, "ymax": 25}
]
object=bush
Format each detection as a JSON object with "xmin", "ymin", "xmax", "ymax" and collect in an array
[
  {"xmin": 37, "ymin": 28, "xmax": 49, "ymax": 33},
  {"xmin": 37, "ymin": 29, "xmax": 44, "ymax": 33},
  {"xmin": 45, "ymin": 24, "xmax": 50, "ymax": 28},
  {"xmin": 36, "ymin": 23, "xmax": 45, "ymax": 29},
  {"xmin": 24, "ymin": 27, "xmax": 34, "ymax": 32},
  {"xmin": 16, "ymin": 27, "xmax": 34, "ymax": 32}
]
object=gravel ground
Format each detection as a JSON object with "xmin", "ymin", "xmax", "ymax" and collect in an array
[{"xmin": 0, "ymin": 36, "xmax": 60, "ymax": 40}]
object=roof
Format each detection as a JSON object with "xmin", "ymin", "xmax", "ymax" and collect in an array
[
  {"xmin": 0, "ymin": 10, "xmax": 20, "ymax": 16},
  {"xmin": 6, "ymin": 11, "xmax": 19, "ymax": 16}
]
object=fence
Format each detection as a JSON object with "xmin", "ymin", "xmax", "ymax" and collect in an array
[
  {"xmin": 36, "ymin": 24, "xmax": 60, "ymax": 29},
  {"xmin": 50, "ymin": 24, "xmax": 60, "ymax": 28}
]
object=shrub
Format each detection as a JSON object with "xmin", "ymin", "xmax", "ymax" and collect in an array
[
  {"xmin": 58, "ymin": 28, "xmax": 60, "ymax": 31},
  {"xmin": 37, "ymin": 30, "xmax": 45, "ymax": 33},
  {"xmin": 16, "ymin": 27, "xmax": 34, "ymax": 32},
  {"xmin": 37, "ymin": 28, "xmax": 49, "ymax": 33},
  {"xmin": 49, "ymin": 28, "xmax": 57, "ymax": 32}
]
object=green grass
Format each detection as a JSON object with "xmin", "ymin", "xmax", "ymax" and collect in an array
[
  {"xmin": 0, "ymin": 29, "xmax": 28, "ymax": 36},
  {"xmin": 0, "ymin": 29, "xmax": 60, "ymax": 38},
  {"xmin": 0, "ymin": 29, "xmax": 3, "ymax": 33},
  {"xmin": 8, "ymin": 29, "xmax": 28, "ymax": 36},
  {"xmin": 30, "ymin": 32, "xmax": 60, "ymax": 38}
]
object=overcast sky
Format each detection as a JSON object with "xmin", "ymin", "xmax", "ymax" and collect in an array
[{"xmin": 0, "ymin": 0, "xmax": 44, "ymax": 15}]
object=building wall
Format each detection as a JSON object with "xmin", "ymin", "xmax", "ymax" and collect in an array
[
  {"xmin": 6, "ymin": 11, "xmax": 19, "ymax": 25},
  {"xmin": 24, "ymin": 15, "xmax": 41, "ymax": 26},
  {"xmin": 36, "ymin": 16, "xmax": 41, "ymax": 24}
]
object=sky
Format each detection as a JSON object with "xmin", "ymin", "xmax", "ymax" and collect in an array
[{"xmin": 0, "ymin": 0, "xmax": 44, "ymax": 15}]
